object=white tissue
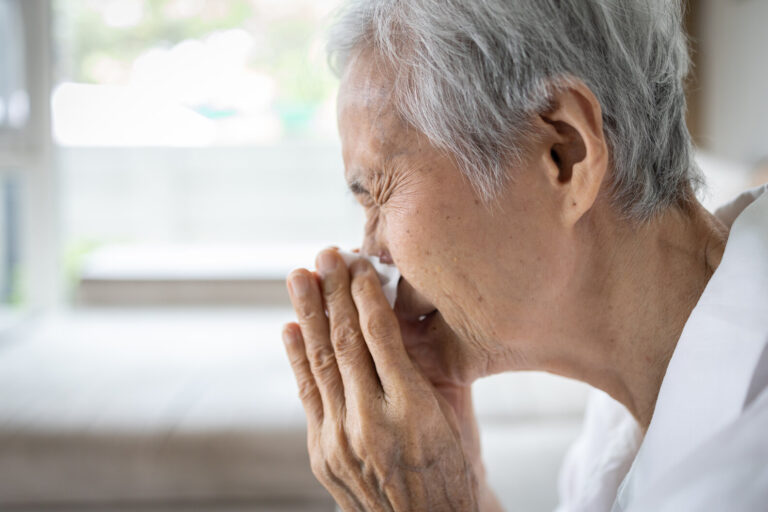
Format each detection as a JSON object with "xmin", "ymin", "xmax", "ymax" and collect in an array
[{"xmin": 336, "ymin": 249, "xmax": 401, "ymax": 309}]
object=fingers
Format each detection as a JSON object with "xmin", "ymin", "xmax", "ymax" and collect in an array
[
  {"xmin": 349, "ymin": 258, "xmax": 417, "ymax": 393},
  {"xmin": 286, "ymin": 250, "xmax": 418, "ymax": 418},
  {"xmin": 287, "ymin": 268, "xmax": 345, "ymax": 420},
  {"xmin": 282, "ymin": 322, "xmax": 372, "ymax": 511},
  {"xmin": 315, "ymin": 249, "xmax": 379, "ymax": 407},
  {"xmin": 282, "ymin": 323, "xmax": 323, "ymax": 427}
]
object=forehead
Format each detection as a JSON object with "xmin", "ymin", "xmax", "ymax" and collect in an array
[
  {"xmin": 337, "ymin": 52, "xmax": 397, "ymax": 129},
  {"xmin": 337, "ymin": 54, "xmax": 416, "ymax": 179}
]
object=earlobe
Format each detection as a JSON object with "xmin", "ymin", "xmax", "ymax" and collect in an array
[{"xmin": 539, "ymin": 80, "xmax": 609, "ymax": 227}]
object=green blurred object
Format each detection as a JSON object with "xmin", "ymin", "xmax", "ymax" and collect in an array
[
  {"xmin": 61, "ymin": 237, "xmax": 108, "ymax": 301},
  {"xmin": 192, "ymin": 105, "xmax": 238, "ymax": 120},
  {"xmin": 275, "ymin": 101, "xmax": 317, "ymax": 134},
  {"xmin": 53, "ymin": 0, "xmax": 338, "ymax": 113},
  {"xmin": 54, "ymin": 0, "xmax": 256, "ymax": 83}
]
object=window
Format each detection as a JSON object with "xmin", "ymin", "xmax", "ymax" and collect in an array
[
  {"xmin": 0, "ymin": 0, "xmax": 56, "ymax": 313},
  {"xmin": 0, "ymin": 0, "xmax": 25, "ymax": 307},
  {"xmin": 52, "ymin": 0, "xmax": 364, "ymax": 303}
]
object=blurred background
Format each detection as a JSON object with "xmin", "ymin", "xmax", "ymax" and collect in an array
[{"xmin": 0, "ymin": 0, "xmax": 766, "ymax": 511}]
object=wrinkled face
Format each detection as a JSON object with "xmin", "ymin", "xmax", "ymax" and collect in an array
[{"xmin": 337, "ymin": 54, "xmax": 573, "ymax": 369}]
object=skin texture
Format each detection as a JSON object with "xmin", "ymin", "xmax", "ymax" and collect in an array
[{"xmin": 282, "ymin": 52, "xmax": 729, "ymax": 510}]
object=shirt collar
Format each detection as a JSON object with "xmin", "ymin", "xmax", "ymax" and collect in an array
[{"xmin": 615, "ymin": 184, "xmax": 768, "ymax": 508}]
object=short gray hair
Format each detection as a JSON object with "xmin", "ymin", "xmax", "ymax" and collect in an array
[{"xmin": 327, "ymin": 0, "xmax": 703, "ymax": 220}]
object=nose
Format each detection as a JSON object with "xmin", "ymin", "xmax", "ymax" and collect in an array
[{"xmin": 361, "ymin": 236, "xmax": 394, "ymax": 265}]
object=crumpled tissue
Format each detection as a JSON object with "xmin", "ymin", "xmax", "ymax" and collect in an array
[{"xmin": 335, "ymin": 249, "xmax": 401, "ymax": 310}]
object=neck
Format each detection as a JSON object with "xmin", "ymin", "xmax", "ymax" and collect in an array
[{"xmin": 541, "ymin": 199, "xmax": 729, "ymax": 430}]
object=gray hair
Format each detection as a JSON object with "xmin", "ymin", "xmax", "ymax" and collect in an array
[{"xmin": 327, "ymin": 0, "xmax": 704, "ymax": 221}]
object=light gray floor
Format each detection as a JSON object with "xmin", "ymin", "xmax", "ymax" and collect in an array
[
  {"xmin": 1, "ymin": 502, "xmax": 334, "ymax": 512},
  {"xmin": 0, "ymin": 308, "xmax": 587, "ymax": 511}
]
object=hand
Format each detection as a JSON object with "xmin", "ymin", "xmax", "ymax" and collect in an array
[
  {"xmin": 396, "ymin": 317, "xmax": 482, "ymax": 460},
  {"xmin": 394, "ymin": 298, "xmax": 503, "ymax": 511},
  {"xmin": 283, "ymin": 248, "xmax": 480, "ymax": 511}
]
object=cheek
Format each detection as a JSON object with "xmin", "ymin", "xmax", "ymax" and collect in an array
[
  {"xmin": 385, "ymin": 209, "xmax": 436, "ymax": 285},
  {"xmin": 386, "ymin": 208, "xmax": 434, "ymax": 273},
  {"xmin": 387, "ymin": 207, "xmax": 500, "ymax": 347},
  {"xmin": 386, "ymin": 201, "xmax": 474, "ymax": 299}
]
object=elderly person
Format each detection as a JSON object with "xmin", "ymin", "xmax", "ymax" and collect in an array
[{"xmin": 282, "ymin": 0, "xmax": 768, "ymax": 510}]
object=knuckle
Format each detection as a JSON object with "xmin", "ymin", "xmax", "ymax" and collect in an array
[
  {"xmin": 324, "ymin": 284, "xmax": 348, "ymax": 305},
  {"xmin": 325, "ymin": 452, "xmax": 351, "ymax": 484},
  {"xmin": 287, "ymin": 352, "xmax": 306, "ymax": 371},
  {"xmin": 330, "ymin": 321, "xmax": 363, "ymax": 355},
  {"xmin": 309, "ymin": 454, "xmax": 329, "ymax": 482},
  {"xmin": 298, "ymin": 303, "xmax": 321, "ymax": 321},
  {"xmin": 309, "ymin": 345, "xmax": 337, "ymax": 374},
  {"xmin": 323, "ymin": 459, "xmax": 340, "ymax": 481},
  {"xmin": 323, "ymin": 286, "xmax": 351, "ymax": 311},
  {"xmin": 330, "ymin": 422, "xmax": 350, "ymax": 449},
  {"xmin": 365, "ymin": 313, "xmax": 397, "ymax": 342},
  {"xmin": 288, "ymin": 350, "xmax": 306, "ymax": 366},
  {"xmin": 296, "ymin": 375, "xmax": 317, "ymax": 402}
]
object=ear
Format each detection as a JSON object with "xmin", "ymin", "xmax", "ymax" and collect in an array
[{"xmin": 537, "ymin": 80, "xmax": 609, "ymax": 227}]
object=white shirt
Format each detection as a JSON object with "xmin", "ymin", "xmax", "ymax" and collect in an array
[{"xmin": 556, "ymin": 183, "xmax": 768, "ymax": 512}]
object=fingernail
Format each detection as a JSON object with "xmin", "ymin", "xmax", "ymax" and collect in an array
[
  {"xmin": 317, "ymin": 250, "xmax": 338, "ymax": 273},
  {"xmin": 282, "ymin": 325, "xmax": 297, "ymax": 346},
  {"xmin": 290, "ymin": 273, "xmax": 309, "ymax": 296}
]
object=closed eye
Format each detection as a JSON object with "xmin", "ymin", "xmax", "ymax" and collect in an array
[{"xmin": 346, "ymin": 189, "xmax": 375, "ymax": 208}]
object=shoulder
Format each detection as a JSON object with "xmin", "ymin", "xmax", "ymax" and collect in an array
[{"xmin": 624, "ymin": 385, "xmax": 768, "ymax": 512}]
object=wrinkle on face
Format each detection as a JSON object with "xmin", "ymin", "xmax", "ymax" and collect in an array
[
  {"xmin": 338, "ymin": 53, "xmax": 421, "ymax": 180},
  {"xmin": 336, "ymin": 50, "xmax": 536, "ymax": 384}
]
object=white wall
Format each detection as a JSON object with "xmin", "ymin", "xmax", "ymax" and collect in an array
[
  {"xmin": 699, "ymin": 0, "xmax": 768, "ymax": 165},
  {"xmin": 59, "ymin": 145, "xmax": 364, "ymax": 248}
]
